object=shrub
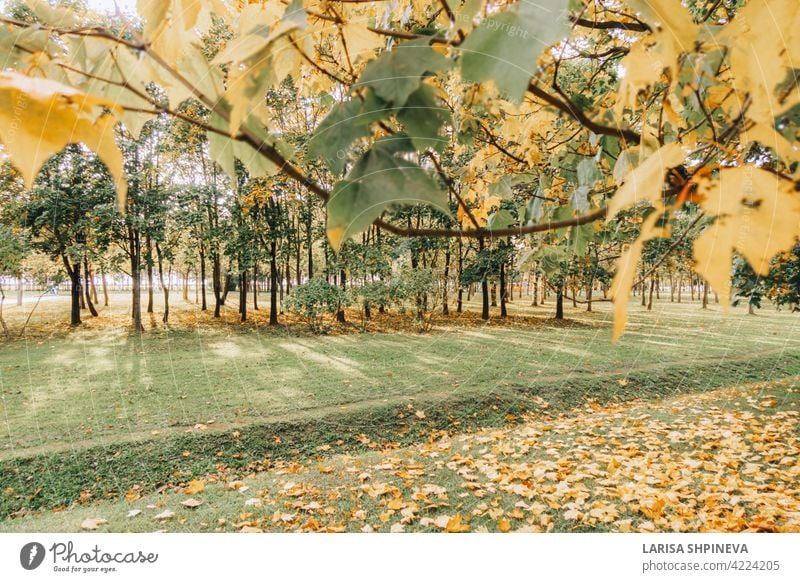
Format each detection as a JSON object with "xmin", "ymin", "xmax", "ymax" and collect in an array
[{"xmin": 285, "ymin": 278, "xmax": 347, "ymax": 332}]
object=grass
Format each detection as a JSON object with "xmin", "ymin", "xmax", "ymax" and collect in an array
[
  {"xmin": 2, "ymin": 378, "xmax": 797, "ymax": 533},
  {"xmin": 0, "ymin": 290, "xmax": 799, "ymax": 527}
]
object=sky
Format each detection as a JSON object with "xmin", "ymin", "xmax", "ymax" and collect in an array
[{"xmin": 85, "ymin": 0, "xmax": 138, "ymax": 15}]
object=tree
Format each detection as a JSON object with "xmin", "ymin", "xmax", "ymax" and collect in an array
[
  {"xmin": 0, "ymin": 0, "xmax": 797, "ymax": 339},
  {"xmin": 24, "ymin": 146, "xmax": 115, "ymax": 326}
]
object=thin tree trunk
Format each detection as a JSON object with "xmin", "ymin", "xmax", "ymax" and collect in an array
[
  {"xmin": 89, "ymin": 263, "xmax": 99, "ymax": 305},
  {"xmin": 0, "ymin": 284, "xmax": 9, "ymax": 339},
  {"xmin": 479, "ymin": 238, "xmax": 489, "ymax": 320},
  {"xmin": 269, "ymin": 240, "xmax": 278, "ymax": 325},
  {"xmin": 182, "ymin": 271, "xmax": 189, "ymax": 302},
  {"xmin": 200, "ymin": 247, "xmax": 207, "ymax": 310},
  {"xmin": 83, "ymin": 257, "xmax": 98, "ymax": 317},
  {"xmin": 239, "ymin": 270, "xmax": 247, "ymax": 322},
  {"xmin": 499, "ymin": 260, "xmax": 507, "ymax": 318},
  {"xmin": 555, "ymin": 284, "xmax": 564, "ymax": 320},
  {"xmin": 212, "ymin": 252, "xmax": 222, "ymax": 318},
  {"xmin": 336, "ymin": 268, "xmax": 346, "ymax": 323},
  {"xmin": 586, "ymin": 277, "xmax": 593, "ymax": 312},
  {"xmin": 15, "ymin": 273, "xmax": 22, "ymax": 306},
  {"xmin": 456, "ymin": 239, "xmax": 463, "ymax": 313},
  {"xmin": 101, "ymin": 268, "xmax": 109, "ymax": 307},
  {"xmin": 647, "ymin": 276, "xmax": 655, "ymax": 310},
  {"xmin": 155, "ymin": 242, "xmax": 169, "ymax": 324},
  {"xmin": 253, "ymin": 263, "xmax": 259, "ymax": 310},
  {"xmin": 146, "ymin": 235, "xmax": 154, "ymax": 313},
  {"xmin": 64, "ymin": 256, "xmax": 81, "ymax": 326},
  {"xmin": 442, "ymin": 246, "xmax": 450, "ymax": 316},
  {"xmin": 702, "ymin": 280, "xmax": 709, "ymax": 309}
]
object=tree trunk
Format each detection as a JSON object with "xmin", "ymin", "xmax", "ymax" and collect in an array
[
  {"xmin": 490, "ymin": 283, "xmax": 497, "ymax": 307},
  {"xmin": 65, "ymin": 257, "xmax": 81, "ymax": 326},
  {"xmin": 456, "ymin": 239, "xmax": 463, "ymax": 313},
  {"xmin": 336, "ymin": 268, "xmax": 346, "ymax": 323},
  {"xmin": 182, "ymin": 271, "xmax": 189, "ymax": 302},
  {"xmin": 647, "ymin": 276, "xmax": 655, "ymax": 311},
  {"xmin": 307, "ymin": 214, "xmax": 314, "ymax": 280},
  {"xmin": 252, "ymin": 263, "xmax": 259, "ymax": 310},
  {"xmin": 532, "ymin": 272, "xmax": 539, "ymax": 306},
  {"xmin": 101, "ymin": 268, "xmax": 109, "ymax": 307},
  {"xmin": 702, "ymin": 280, "xmax": 709, "ymax": 309},
  {"xmin": 0, "ymin": 284, "xmax": 9, "ymax": 339},
  {"xmin": 555, "ymin": 285, "xmax": 564, "ymax": 320},
  {"xmin": 586, "ymin": 277, "xmax": 593, "ymax": 312},
  {"xmin": 155, "ymin": 242, "xmax": 170, "ymax": 324},
  {"xmin": 200, "ymin": 247, "xmax": 207, "ymax": 310},
  {"xmin": 89, "ymin": 263, "xmax": 99, "ymax": 305},
  {"xmin": 442, "ymin": 246, "xmax": 450, "ymax": 316},
  {"xmin": 146, "ymin": 235, "xmax": 154, "ymax": 314},
  {"xmin": 499, "ymin": 260, "xmax": 507, "ymax": 318},
  {"xmin": 677, "ymin": 273, "xmax": 682, "ymax": 303},
  {"xmin": 239, "ymin": 270, "xmax": 247, "ymax": 322},
  {"xmin": 83, "ymin": 257, "xmax": 98, "ymax": 317},
  {"xmin": 15, "ymin": 273, "xmax": 22, "ymax": 306},
  {"xmin": 269, "ymin": 240, "xmax": 278, "ymax": 325},
  {"xmin": 212, "ymin": 252, "xmax": 222, "ymax": 318}
]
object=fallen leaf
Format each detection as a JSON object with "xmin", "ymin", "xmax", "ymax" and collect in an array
[
  {"xmin": 153, "ymin": 510, "xmax": 175, "ymax": 521},
  {"xmin": 184, "ymin": 479, "xmax": 205, "ymax": 495},
  {"xmin": 81, "ymin": 517, "xmax": 108, "ymax": 530}
]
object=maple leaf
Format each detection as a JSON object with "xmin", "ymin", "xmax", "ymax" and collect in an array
[
  {"xmin": 694, "ymin": 168, "xmax": 800, "ymax": 307},
  {"xmin": 184, "ymin": 479, "xmax": 205, "ymax": 495},
  {"xmin": 0, "ymin": 72, "xmax": 126, "ymax": 206}
]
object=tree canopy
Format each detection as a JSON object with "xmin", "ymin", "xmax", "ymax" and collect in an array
[{"xmin": 0, "ymin": 0, "xmax": 798, "ymax": 336}]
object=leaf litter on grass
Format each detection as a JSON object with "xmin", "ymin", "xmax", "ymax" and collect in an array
[{"xmin": 34, "ymin": 378, "xmax": 797, "ymax": 534}]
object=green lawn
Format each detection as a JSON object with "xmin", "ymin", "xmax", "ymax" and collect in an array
[
  {"xmin": 2, "ymin": 377, "xmax": 797, "ymax": 533},
  {"xmin": 0, "ymin": 292, "xmax": 799, "ymax": 523}
]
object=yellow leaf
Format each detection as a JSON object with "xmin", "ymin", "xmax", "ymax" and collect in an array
[
  {"xmin": 341, "ymin": 22, "xmax": 384, "ymax": 62},
  {"xmin": 694, "ymin": 168, "xmax": 800, "ymax": 307},
  {"xmin": 184, "ymin": 479, "xmax": 205, "ymax": 495},
  {"xmin": 0, "ymin": 72, "xmax": 126, "ymax": 206},
  {"xmin": 606, "ymin": 143, "xmax": 685, "ymax": 218},
  {"xmin": 445, "ymin": 514, "xmax": 470, "ymax": 533},
  {"xmin": 610, "ymin": 207, "xmax": 670, "ymax": 340},
  {"xmin": 497, "ymin": 517, "xmax": 511, "ymax": 532}
]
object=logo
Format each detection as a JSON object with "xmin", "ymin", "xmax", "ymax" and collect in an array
[{"xmin": 20, "ymin": 542, "xmax": 46, "ymax": 570}]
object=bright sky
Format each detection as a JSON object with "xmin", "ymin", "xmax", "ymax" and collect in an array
[{"xmin": 86, "ymin": 0, "xmax": 138, "ymax": 15}]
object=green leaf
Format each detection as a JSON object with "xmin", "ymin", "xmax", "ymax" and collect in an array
[
  {"xmin": 489, "ymin": 173, "xmax": 536, "ymax": 198},
  {"xmin": 568, "ymin": 222, "xmax": 596, "ymax": 256},
  {"xmin": 538, "ymin": 246, "xmax": 568, "ymax": 275},
  {"xmin": 327, "ymin": 138, "xmax": 450, "ymax": 250},
  {"xmin": 356, "ymin": 37, "xmax": 452, "ymax": 107},
  {"xmin": 577, "ymin": 158, "xmax": 600, "ymax": 188},
  {"xmin": 308, "ymin": 93, "xmax": 393, "ymax": 174},
  {"xmin": 208, "ymin": 112, "xmax": 293, "ymax": 181},
  {"xmin": 486, "ymin": 209, "xmax": 515, "ymax": 231},
  {"xmin": 396, "ymin": 84, "xmax": 451, "ymax": 152},
  {"xmin": 459, "ymin": 0, "xmax": 570, "ymax": 102}
]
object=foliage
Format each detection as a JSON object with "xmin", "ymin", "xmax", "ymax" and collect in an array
[
  {"xmin": 285, "ymin": 277, "xmax": 348, "ymax": 331},
  {"xmin": 0, "ymin": 0, "xmax": 797, "ymax": 336}
]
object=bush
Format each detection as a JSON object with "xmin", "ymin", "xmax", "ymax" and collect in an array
[
  {"xmin": 285, "ymin": 278, "xmax": 347, "ymax": 332},
  {"xmin": 358, "ymin": 281, "xmax": 390, "ymax": 319}
]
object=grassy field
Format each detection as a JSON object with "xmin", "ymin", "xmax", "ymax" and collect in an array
[
  {"xmin": 2, "ymin": 378, "xmax": 797, "ymax": 533},
  {"xmin": 0, "ymin": 290, "xmax": 798, "ymax": 528}
]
